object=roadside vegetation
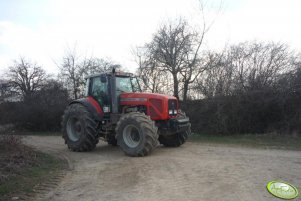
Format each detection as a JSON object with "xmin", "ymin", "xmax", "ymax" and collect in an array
[{"xmin": 0, "ymin": 135, "xmax": 66, "ymax": 200}]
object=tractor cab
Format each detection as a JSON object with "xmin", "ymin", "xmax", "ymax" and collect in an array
[{"xmin": 85, "ymin": 71, "xmax": 141, "ymax": 113}]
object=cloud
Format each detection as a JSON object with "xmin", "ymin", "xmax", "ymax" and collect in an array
[
  {"xmin": 0, "ymin": 0, "xmax": 301, "ymax": 75},
  {"xmin": 0, "ymin": 21, "xmax": 62, "ymax": 73},
  {"xmin": 206, "ymin": 0, "xmax": 301, "ymax": 49},
  {"xmin": 0, "ymin": 0, "xmax": 202, "ymax": 74}
]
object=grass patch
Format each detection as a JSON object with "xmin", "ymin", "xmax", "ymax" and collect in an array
[
  {"xmin": 0, "ymin": 135, "xmax": 66, "ymax": 200},
  {"xmin": 189, "ymin": 133, "xmax": 301, "ymax": 150}
]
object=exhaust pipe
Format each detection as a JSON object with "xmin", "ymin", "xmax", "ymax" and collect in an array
[{"xmin": 111, "ymin": 68, "xmax": 118, "ymax": 113}]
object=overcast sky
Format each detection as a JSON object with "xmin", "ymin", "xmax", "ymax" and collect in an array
[{"xmin": 0, "ymin": 0, "xmax": 301, "ymax": 74}]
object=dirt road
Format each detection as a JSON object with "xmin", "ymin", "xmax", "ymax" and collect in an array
[{"xmin": 23, "ymin": 136, "xmax": 301, "ymax": 201}]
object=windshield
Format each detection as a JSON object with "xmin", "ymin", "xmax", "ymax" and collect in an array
[
  {"xmin": 131, "ymin": 77, "xmax": 141, "ymax": 92},
  {"xmin": 116, "ymin": 77, "xmax": 141, "ymax": 93}
]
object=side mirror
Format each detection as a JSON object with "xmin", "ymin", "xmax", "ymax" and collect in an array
[{"xmin": 100, "ymin": 74, "xmax": 107, "ymax": 83}]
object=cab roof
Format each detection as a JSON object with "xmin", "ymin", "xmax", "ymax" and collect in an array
[{"xmin": 84, "ymin": 71, "xmax": 134, "ymax": 79}]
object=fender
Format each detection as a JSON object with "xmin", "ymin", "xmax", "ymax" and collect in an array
[{"xmin": 69, "ymin": 96, "xmax": 104, "ymax": 121}]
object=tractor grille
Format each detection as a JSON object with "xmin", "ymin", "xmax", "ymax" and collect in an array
[
  {"xmin": 149, "ymin": 98, "xmax": 163, "ymax": 119},
  {"xmin": 168, "ymin": 99, "xmax": 178, "ymax": 116}
]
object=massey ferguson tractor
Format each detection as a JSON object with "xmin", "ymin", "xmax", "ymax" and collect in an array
[{"xmin": 61, "ymin": 69, "xmax": 191, "ymax": 156}]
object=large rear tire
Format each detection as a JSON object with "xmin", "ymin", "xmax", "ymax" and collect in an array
[
  {"xmin": 159, "ymin": 112, "xmax": 191, "ymax": 147},
  {"xmin": 116, "ymin": 112, "xmax": 158, "ymax": 157},
  {"xmin": 62, "ymin": 103, "xmax": 99, "ymax": 151}
]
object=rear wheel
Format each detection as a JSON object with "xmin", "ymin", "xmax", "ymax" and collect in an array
[
  {"xmin": 116, "ymin": 112, "xmax": 158, "ymax": 156},
  {"xmin": 159, "ymin": 112, "xmax": 191, "ymax": 147},
  {"xmin": 62, "ymin": 104, "xmax": 99, "ymax": 151}
]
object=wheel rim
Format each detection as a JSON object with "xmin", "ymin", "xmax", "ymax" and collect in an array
[
  {"xmin": 122, "ymin": 125, "xmax": 141, "ymax": 148},
  {"xmin": 66, "ymin": 117, "xmax": 82, "ymax": 142}
]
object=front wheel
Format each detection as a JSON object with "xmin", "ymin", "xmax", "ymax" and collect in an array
[
  {"xmin": 158, "ymin": 128, "xmax": 190, "ymax": 147},
  {"xmin": 116, "ymin": 112, "xmax": 158, "ymax": 157},
  {"xmin": 159, "ymin": 112, "xmax": 191, "ymax": 147}
]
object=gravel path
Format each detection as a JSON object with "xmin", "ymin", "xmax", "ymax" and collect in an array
[{"xmin": 23, "ymin": 136, "xmax": 301, "ymax": 201}]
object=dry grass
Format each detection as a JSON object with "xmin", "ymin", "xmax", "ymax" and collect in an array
[
  {"xmin": 0, "ymin": 135, "xmax": 66, "ymax": 200},
  {"xmin": 0, "ymin": 135, "xmax": 38, "ymax": 183}
]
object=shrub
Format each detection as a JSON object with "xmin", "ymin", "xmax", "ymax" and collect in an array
[{"xmin": 0, "ymin": 80, "xmax": 69, "ymax": 132}]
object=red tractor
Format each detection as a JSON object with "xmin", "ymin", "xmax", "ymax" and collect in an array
[{"xmin": 61, "ymin": 69, "xmax": 191, "ymax": 156}]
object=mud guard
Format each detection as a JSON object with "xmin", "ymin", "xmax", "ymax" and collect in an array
[{"xmin": 69, "ymin": 96, "xmax": 104, "ymax": 121}]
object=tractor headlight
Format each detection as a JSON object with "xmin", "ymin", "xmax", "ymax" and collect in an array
[
  {"xmin": 169, "ymin": 109, "xmax": 177, "ymax": 115},
  {"xmin": 168, "ymin": 99, "xmax": 177, "ymax": 116}
]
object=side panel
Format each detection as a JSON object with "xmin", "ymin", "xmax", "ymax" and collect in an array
[{"xmin": 69, "ymin": 97, "xmax": 104, "ymax": 121}]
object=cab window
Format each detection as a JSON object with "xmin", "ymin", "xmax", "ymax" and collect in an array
[
  {"xmin": 116, "ymin": 77, "xmax": 133, "ymax": 93},
  {"xmin": 90, "ymin": 77, "xmax": 109, "ymax": 105}
]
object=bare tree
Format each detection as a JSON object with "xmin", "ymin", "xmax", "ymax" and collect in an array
[
  {"xmin": 6, "ymin": 57, "xmax": 46, "ymax": 99},
  {"xmin": 0, "ymin": 80, "xmax": 9, "ymax": 101},
  {"xmin": 149, "ymin": 19, "xmax": 193, "ymax": 99},
  {"xmin": 138, "ymin": 61, "xmax": 173, "ymax": 94},
  {"xmin": 83, "ymin": 58, "xmax": 121, "ymax": 76},
  {"xmin": 135, "ymin": 14, "xmax": 212, "ymax": 101},
  {"xmin": 193, "ymin": 51, "xmax": 227, "ymax": 98},
  {"xmin": 179, "ymin": 3, "xmax": 214, "ymax": 102},
  {"xmin": 59, "ymin": 48, "xmax": 120, "ymax": 99},
  {"xmin": 59, "ymin": 49, "xmax": 83, "ymax": 99},
  {"xmin": 137, "ymin": 19, "xmax": 197, "ymax": 99},
  {"xmin": 195, "ymin": 41, "xmax": 293, "ymax": 98},
  {"xmin": 133, "ymin": 47, "xmax": 171, "ymax": 94},
  {"xmin": 227, "ymin": 42, "xmax": 292, "ymax": 92},
  {"xmin": 133, "ymin": 0, "xmax": 220, "ymax": 101}
]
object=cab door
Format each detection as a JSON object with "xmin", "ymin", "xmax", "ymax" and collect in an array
[{"xmin": 89, "ymin": 76, "xmax": 110, "ymax": 109}]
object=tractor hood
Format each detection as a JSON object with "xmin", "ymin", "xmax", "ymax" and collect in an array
[
  {"xmin": 120, "ymin": 92, "xmax": 177, "ymax": 101},
  {"xmin": 119, "ymin": 92, "xmax": 178, "ymax": 120}
]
